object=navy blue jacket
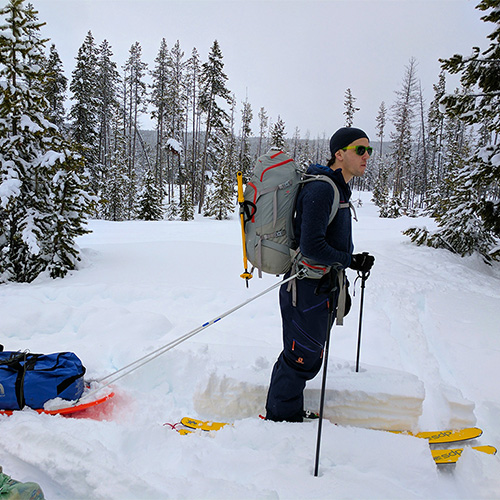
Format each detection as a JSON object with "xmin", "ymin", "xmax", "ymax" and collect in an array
[{"xmin": 294, "ymin": 164, "xmax": 353, "ymax": 269}]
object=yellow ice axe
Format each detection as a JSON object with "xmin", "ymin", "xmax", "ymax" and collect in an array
[{"xmin": 237, "ymin": 171, "xmax": 253, "ymax": 287}]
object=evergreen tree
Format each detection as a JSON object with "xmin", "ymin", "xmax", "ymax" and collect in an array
[
  {"xmin": 136, "ymin": 168, "xmax": 163, "ymax": 220},
  {"xmin": 204, "ymin": 150, "xmax": 235, "ymax": 220},
  {"xmin": 343, "ymin": 88, "xmax": 359, "ymax": 127},
  {"xmin": 427, "ymin": 71, "xmax": 447, "ymax": 196},
  {"xmin": 100, "ymin": 114, "xmax": 128, "ymax": 222},
  {"xmin": 389, "ymin": 57, "xmax": 420, "ymax": 213},
  {"xmin": 122, "ymin": 41, "xmax": 148, "ymax": 219},
  {"xmin": 165, "ymin": 40, "xmax": 186, "ymax": 203},
  {"xmin": 185, "ymin": 47, "xmax": 202, "ymax": 207},
  {"xmin": 371, "ymin": 101, "xmax": 389, "ymax": 212},
  {"xmin": 42, "ymin": 43, "xmax": 67, "ymax": 131},
  {"xmin": 292, "ymin": 127, "xmax": 301, "ymax": 160},
  {"xmin": 204, "ymin": 97, "xmax": 237, "ymax": 220},
  {"xmin": 198, "ymin": 40, "xmax": 231, "ymax": 213},
  {"xmin": 438, "ymin": 0, "xmax": 500, "ymax": 258},
  {"xmin": 179, "ymin": 188, "xmax": 194, "ymax": 221},
  {"xmin": 407, "ymin": 0, "xmax": 500, "ymax": 260},
  {"xmin": 375, "ymin": 101, "xmax": 387, "ymax": 157},
  {"xmin": 0, "ymin": 0, "xmax": 93, "ymax": 282},
  {"xmin": 297, "ymin": 130, "xmax": 312, "ymax": 168},
  {"xmin": 96, "ymin": 39, "xmax": 121, "ymax": 214},
  {"xmin": 69, "ymin": 31, "xmax": 99, "ymax": 193},
  {"xmin": 150, "ymin": 38, "xmax": 169, "ymax": 191},
  {"xmin": 164, "ymin": 200, "xmax": 179, "ymax": 220},
  {"xmin": 404, "ymin": 128, "xmax": 495, "ymax": 257},
  {"xmin": 372, "ymin": 162, "xmax": 391, "ymax": 217},
  {"xmin": 167, "ymin": 40, "xmax": 186, "ymax": 140},
  {"xmin": 257, "ymin": 107, "xmax": 268, "ymax": 156},
  {"xmin": 270, "ymin": 115, "xmax": 286, "ymax": 150},
  {"xmin": 239, "ymin": 98, "xmax": 253, "ymax": 177}
]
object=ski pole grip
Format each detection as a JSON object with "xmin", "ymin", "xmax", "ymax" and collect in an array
[{"xmin": 357, "ymin": 252, "xmax": 372, "ymax": 281}]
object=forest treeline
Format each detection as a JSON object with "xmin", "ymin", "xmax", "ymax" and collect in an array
[{"xmin": 0, "ymin": 0, "xmax": 499, "ymax": 283}]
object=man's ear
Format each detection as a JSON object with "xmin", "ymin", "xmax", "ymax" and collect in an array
[{"xmin": 335, "ymin": 150, "xmax": 343, "ymax": 163}]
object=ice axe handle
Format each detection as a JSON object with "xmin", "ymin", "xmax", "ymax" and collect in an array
[{"xmin": 237, "ymin": 172, "xmax": 252, "ymax": 286}]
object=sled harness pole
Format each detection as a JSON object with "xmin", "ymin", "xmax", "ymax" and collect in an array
[
  {"xmin": 237, "ymin": 171, "xmax": 253, "ymax": 287},
  {"xmin": 355, "ymin": 254, "xmax": 371, "ymax": 373},
  {"xmin": 83, "ymin": 271, "xmax": 304, "ymax": 403},
  {"xmin": 314, "ymin": 287, "xmax": 337, "ymax": 477}
]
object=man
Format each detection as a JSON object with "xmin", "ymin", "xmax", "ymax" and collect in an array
[{"xmin": 265, "ymin": 127, "xmax": 375, "ymax": 422}]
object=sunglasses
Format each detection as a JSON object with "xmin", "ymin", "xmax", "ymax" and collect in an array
[{"xmin": 342, "ymin": 145, "xmax": 373, "ymax": 157}]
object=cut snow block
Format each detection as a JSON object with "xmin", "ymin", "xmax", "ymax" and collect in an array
[
  {"xmin": 304, "ymin": 361, "xmax": 425, "ymax": 430},
  {"xmin": 193, "ymin": 359, "xmax": 425, "ymax": 430},
  {"xmin": 439, "ymin": 384, "xmax": 477, "ymax": 429},
  {"xmin": 194, "ymin": 372, "xmax": 267, "ymax": 419}
]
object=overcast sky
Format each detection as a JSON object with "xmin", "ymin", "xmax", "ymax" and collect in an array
[{"xmin": 33, "ymin": 0, "xmax": 492, "ymax": 140}]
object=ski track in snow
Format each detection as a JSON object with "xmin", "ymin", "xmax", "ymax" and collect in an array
[{"xmin": 1, "ymin": 193, "xmax": 500, "ymax": 499}]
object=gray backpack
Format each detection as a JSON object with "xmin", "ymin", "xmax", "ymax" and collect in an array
[{"xmin": 241, "ymin": 149, "xmax": 341, "ymax": 278}]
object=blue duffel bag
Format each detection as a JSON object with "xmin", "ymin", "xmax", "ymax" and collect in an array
[{"xmin": 0, "ymin": 350, "xmax": 86, "ymax": 410}]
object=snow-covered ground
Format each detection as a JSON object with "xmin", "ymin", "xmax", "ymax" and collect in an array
[{"xmin": 1, "ymin": 192, "xmax": 500, "ymax": 499}]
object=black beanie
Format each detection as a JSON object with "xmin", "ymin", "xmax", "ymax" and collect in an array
[{"xmin": 329, "ymin": 127, "xmax": 369, "ymax": 157}]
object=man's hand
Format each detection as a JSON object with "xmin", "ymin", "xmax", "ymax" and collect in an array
[{"xmin": 349, "ymin": 253, "xmax": 375, "ymax": 274}]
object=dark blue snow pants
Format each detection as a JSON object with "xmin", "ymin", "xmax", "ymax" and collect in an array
[{"xmin": 265, "ymin": 273, "xmax": 338, "ymax": 422}]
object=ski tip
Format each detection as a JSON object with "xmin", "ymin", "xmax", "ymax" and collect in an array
[{"xmin": 432, "ymin": 445, "xmax": 497, "ymax": 465}]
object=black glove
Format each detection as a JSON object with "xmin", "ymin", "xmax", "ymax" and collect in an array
[{"xmin": 349, "ymin": 253, "xmax": 375, "ymax": 274}]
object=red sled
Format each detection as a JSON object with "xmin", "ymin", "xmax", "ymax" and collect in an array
[{"xmin": 0, "ymin": 389, "xmax": 115, "ymax": 417}]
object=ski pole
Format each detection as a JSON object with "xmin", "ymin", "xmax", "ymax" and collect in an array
[
  {"xmin": 355, "ymin": 265, "xmax": 370, "ymax": 373},
  {"xmin": 83, "ymin": 272, "xmax": 303, "ymax": 403},
  {"xmin": 237, "ymin": 171, "xmax": 253, "ymax": 287},
  {"xmin": 314, "ymin": 288, "xmax": 337, "ymax": 477}
]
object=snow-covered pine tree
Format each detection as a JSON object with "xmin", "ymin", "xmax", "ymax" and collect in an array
[
  {"xmin": 184, "ymin": 47, "xmax": 201, "ymax": 207},
  {"xmin": 95, "ymin": 39, "xmax": 121, "ymax": 218},
  {"xmin": 122, "ymin": 41, "xmax": 148, "ymax": 219},
  {"xmin": 437, "ymin": 0, "xmax": 500, "ymax": 259},
  {"xmin": 292, "ymin": 127, "xmax": 300, "ymax": 160},
  {"xmin": 411, "ymin": 82, "xmax": 430, "ymax": 209},
  {"xmin": 100, "ymin": 109, "xmax": 129, "ymax": 222},
  {"xmin": 179, "ymin": 188, "xmax": 194, "ymax": 221},
  {"xmin": 100, "ymin": 152, "xmax": 128, "ymax": 221},
  {"xmin": 389, "ymin": 57, "xmax": 420, "ymax": 215},
  {"xmin": 343, "ymin": 88, "xmax": 359, "ymax": 127},
  {"xmin": 198, "ymin": 40, "xmax": 231, "ymax": 213},
  {"xmin": 0, "ymin": 0, "xmax": 93, "ymax": 282},
  {"xmin": 204, "ymin": 97, "xmax": 237, "ymax": 220},
  {"xmin": 239, "ymin": 98, "xmax": 253, "ymax": 178},
  {"xmin": 298, "ymin": 130, "xmax": 312, "ymax": 169},
  {"xmin": 403, "ymin": 126, "xmax": 495, "ymax": 258},
  {"xmin": 406, "ymin": 0, "xmax": 500, "ymax": 260},
  {"xmin": 426, "ymin": 71, "xmax": 446, "ymax": 202},
  {"xmin": 371, "ymin": 101, "xmax": 389, "ymax": 213},
  {"xmin": 375, "ymin": 101, "xmax": 387, "ymax": 157},
  {"xmin": 136, "ymin": 168, "xmax": 163, "ymax": 220},
  {"xmin": 165, "ymin": 40, "xmax": 186, "ymax": 203},
  {"xmin": 150, "ymin": 38, "xmax": 169, "ymax": 192},
  {"xmin": 167, "ymin": 41, "xmax": 186, "ymax": 140},
  {"xmin": 69, "ymin": 31, "xmax": 100, "ymax": 194},
  {"xmin": 270, "ymin": 115, "xmax": 286, "ymax": 150},
  {"xmin": 372, "ymin": 162, "xmax": 391, "ymax": 217},
  {"xmin": 257, "ymin": 107, "xmax": 268, "ymax": 157},
  {"xmin": 204, "ymin": 147, "xmax": 235, "ymax": 220},
  {"xmin": 42, "ymin": 43, "xmax": 67, "ymax": 131}
]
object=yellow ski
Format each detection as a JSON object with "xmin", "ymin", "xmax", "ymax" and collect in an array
[
  {"xmin": 180, "ymin": 417, "xmax": 229, "ymax": 432},
  {"xmin": 178, "ymin": 418, "xmax": 483, "ymax": 444},
  {"xmin": 391, "ymin": 427, "xmax": 482, "ymax": 444},
  {"xmin": 432, "ymin": 445, "xmax": 497, "ymax": 464}
]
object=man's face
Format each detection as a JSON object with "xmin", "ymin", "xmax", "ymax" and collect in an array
[{"xmin": 335, "ymin": 138, "xmax": 371, "ymax": 182}]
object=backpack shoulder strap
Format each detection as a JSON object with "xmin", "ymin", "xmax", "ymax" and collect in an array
[{"xmin": 301, "ymin": 174, "xmax": 344, "ymax": 225}]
